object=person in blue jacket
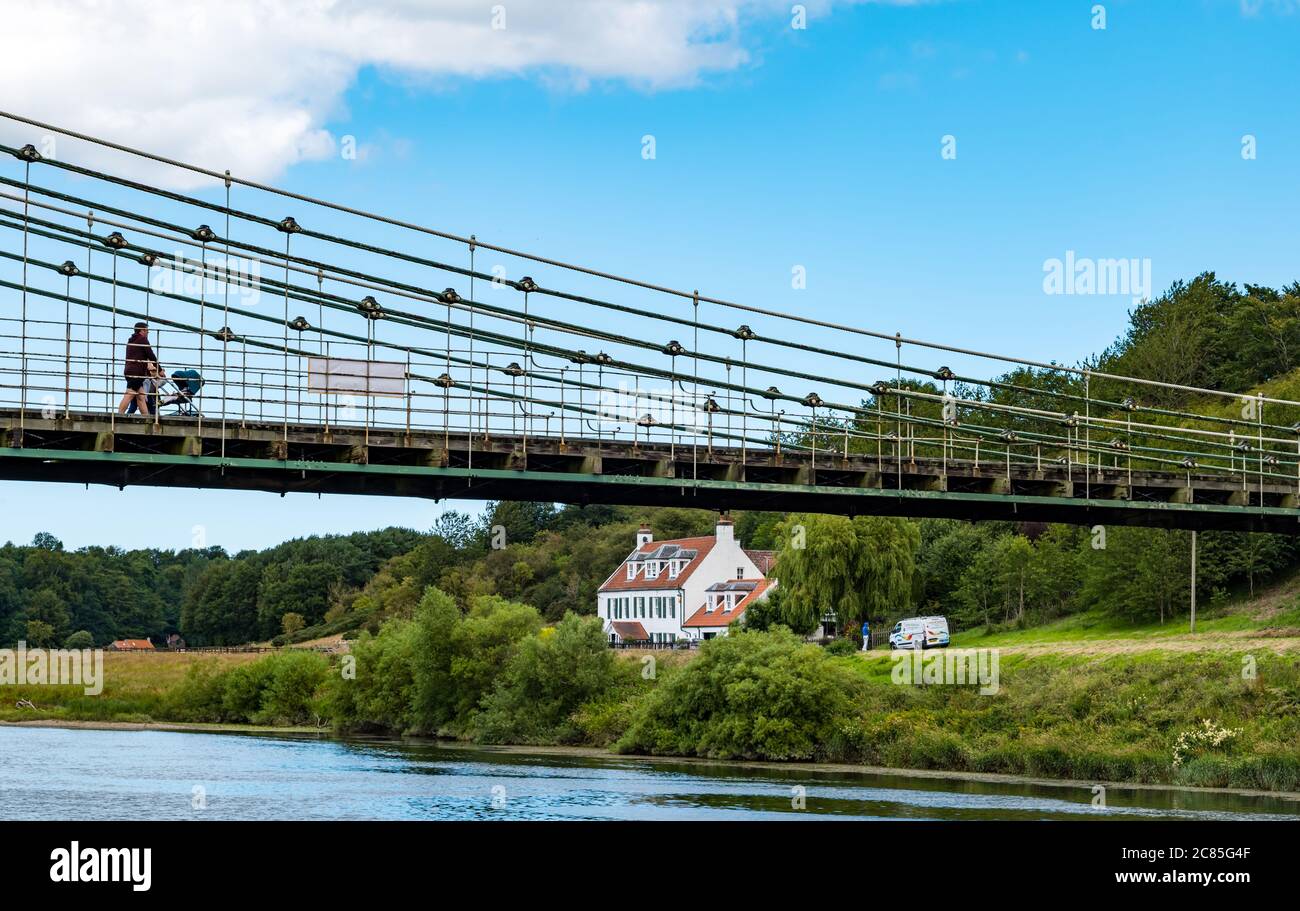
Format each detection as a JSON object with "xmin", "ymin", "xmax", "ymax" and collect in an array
[{"xmin": 861, "ymin": 619, "xmax": 871, "ymax": 651}]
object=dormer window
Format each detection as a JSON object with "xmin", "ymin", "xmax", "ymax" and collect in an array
[
  {"xmin": 626, "ymin": 563, "xmax": 636, "ymax": 581},
  {"xmin": 646, "ymin": 562, "xmax": 660, "ymax": 580}
]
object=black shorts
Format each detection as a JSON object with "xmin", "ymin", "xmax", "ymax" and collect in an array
[{"xmin": 125, "ymin": 376, "xmax": 145, "ymax": 392}]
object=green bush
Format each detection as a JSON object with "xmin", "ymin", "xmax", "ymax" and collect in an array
[
  {"xmin": 220, "ymin": 659, "xmax": 278, "ymax": 722},
  {"xmin": 409, "ymin": 589, "xmax": 542, "ymax": 734},
  {"xmin": 162, "ymin": 662, "xmax": 229, "ymax": 721},
  {"xmin": 572, "ymin": 693, "xmax": 644, "ymax": 748},
  {"xmin": 475, "ymin": 612, "xmax": 624, "ymax": 744},
  {"xmin": 255, "ymin": 651, "xmax": 331, "ymax": 725},
  {"xmin": 616, "ymin": 627, "xmax": 863, "ymax": 760},
  {"xmin": 162, "ymin": 651, "xmax": 330, "ymax": 725},
  {"xmin": 325, "ymin": 620, "xmax": 419, "ymax": 733},
  {"xmin": 824, "ymin": 638, "xmax": 858, "ymax": 657},
  {"xmin": 64, "ymin": 630, "xmax": 95, "ymax": 649}
]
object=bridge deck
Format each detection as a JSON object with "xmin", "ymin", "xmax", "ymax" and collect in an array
[{"xmin": 4, "ymin": 408, "xmax": 1298, "ymax": 533}]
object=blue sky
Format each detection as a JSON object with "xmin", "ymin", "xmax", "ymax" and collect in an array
[{"xmin": 2, "ymin": 0, "xmax": 1298, "ymax": 551}]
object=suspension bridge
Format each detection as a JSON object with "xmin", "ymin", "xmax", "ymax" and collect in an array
[{"xmin": 2, "ymin": 111, "xmax": 1299, "ymax": 533}]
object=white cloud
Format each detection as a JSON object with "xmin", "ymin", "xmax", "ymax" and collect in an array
[{"xmin": 0, "ymin": 0, "xmax": 923, "ymax": 187}]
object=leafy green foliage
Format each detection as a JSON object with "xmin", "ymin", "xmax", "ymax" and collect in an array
[
  {"xmin": 324, "ymin": 619, "xmax": 420, "ymax": 733},
  {"xmin": 256, "ymin": 561, "xmax": 340, "ymax": 638},
  {"xmin": 1096, "ymin": 274, "xmax": 1300, "ymax": 406},
  {"xmin": 616, "ymin": 628, "xmax": 863, "ymax": 760},
  {"xmin": 823, "ymin": 637, "xmax": 859, "ymax": 657},
  {"xmin": 474, "ymin": 612, "xmax": 624, "ymax": 744},
  {"xmin": 0, "ymin": 535, "xmax": 219, "ymax": 647},
  {"xmin": 179, "ymin": 528, "xmax": 421, "ymax": 646},
  {"xmin": 166, "ymin": 650, "xmax": 330, "ymax": 725},
  {"xmin": 773, "ymin": 514, "xmax": 919, "ymax": 631},
  {"xmin": 64, "ymin": 629, "xmax": 95, "ymax": 649},
  {"xmin": 409, "ymin": 589, "xmax": 543, "ymax": 734}
]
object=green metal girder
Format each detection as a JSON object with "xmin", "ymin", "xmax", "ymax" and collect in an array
[{"xmin": 2, "ymin": 445, "xmax": 1297, "ymax": 525}]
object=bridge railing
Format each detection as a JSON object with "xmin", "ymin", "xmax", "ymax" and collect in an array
[{"xmin": 3, "ymin": 111, "xmax": 1300, "ymax": 504}]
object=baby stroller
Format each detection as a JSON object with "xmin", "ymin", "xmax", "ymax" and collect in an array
[{"xmin": 157, "ymin": 368, "xmax": 204, "ymax": 416}]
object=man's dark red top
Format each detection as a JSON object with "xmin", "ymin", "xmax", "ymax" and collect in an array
[{"xmin": 123, "ymin": 331, "xmax": 159, "ymax": 379}]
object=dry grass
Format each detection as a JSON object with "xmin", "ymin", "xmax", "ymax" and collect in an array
[{"xmin": 0, "ymin": 650, "xmax": 261, "ymax": 723}]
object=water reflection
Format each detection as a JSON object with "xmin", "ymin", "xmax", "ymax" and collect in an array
[{"xmin": 0, "ymin": 727, "xmax": 1296, "ymax": 821}]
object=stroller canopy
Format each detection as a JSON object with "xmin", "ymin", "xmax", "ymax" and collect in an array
[{"xmin": 172, "ymin": 369, "xmax": 203, "ymax": 395}]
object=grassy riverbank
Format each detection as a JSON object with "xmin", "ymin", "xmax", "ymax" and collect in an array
[
  {"xmin": 4, "ymin": 618, "xmax": 1298, "ymax": 792},
  {"xmin": 833, "ymin": 650, "xmax": 1300, "ymax": 791}
]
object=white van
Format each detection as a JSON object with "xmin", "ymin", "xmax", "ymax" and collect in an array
[{"xmin": 889, "ymin": 616, "xmax": 950, "ymax": 650}]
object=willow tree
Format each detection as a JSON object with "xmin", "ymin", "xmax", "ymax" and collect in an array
[{"xmin": 772, "ymin": 514, "xmax": 920, "ymax": 633}]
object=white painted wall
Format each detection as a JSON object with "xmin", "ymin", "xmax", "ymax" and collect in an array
[{"xmin": 599, "ymin": 521, "xmax": 764, "ymax": 642}]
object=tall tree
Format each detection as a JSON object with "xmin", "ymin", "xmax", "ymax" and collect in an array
[{"xmin": 773, "ymin": 514, "xmax": 919, "ymax": 633}]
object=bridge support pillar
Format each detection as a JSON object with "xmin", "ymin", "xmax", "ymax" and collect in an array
[
  {"xmin": 1169, "ymin": 487, "xmax": 1194, "ymax": 504},
  {"xmin": 723, "ymin": 464, "xmax": 744, "ymax": 483},
  {"xmin": 92, "ymin": 431, "xmax": 113, "ymax": 453},
  {"xmin": 345, "ymin": 444, "xmax": 369, "ymax": 465},
  {"xmin": 579, "ymin": 455, "xmax": 602, "ymax": 474},
  {"xmin": 1281, "ymin": 494, "xmax": 1300, "ymax": 509}
]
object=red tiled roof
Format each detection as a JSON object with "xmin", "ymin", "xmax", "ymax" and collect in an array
[
  {"xmin": 683, "ymin": 578, "xmax": 773, "ymax": 628},
  {"xmin": 598, "ymin": 536, "xmax": 717, "ymax": 593},
  {"xmin": 744, "ymin": 549, "xmax": 776, "ymax": 575},
  {"xmin": 111, "ymin": 639, "xmax": 154, "ymax": 650},
  {"xmin": 610, "ymin": 621, "xmax": 649, "ymax": 641}
]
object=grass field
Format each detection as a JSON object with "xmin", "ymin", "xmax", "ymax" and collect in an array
[{"xmin": 0, "ymin": 651, "xmax": 262, "ymax": 724}]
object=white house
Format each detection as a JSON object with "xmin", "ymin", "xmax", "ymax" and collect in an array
[
  {"xmin": 681, "ymin": 577, "xmax": 776, "ymax": 639},
  {"xmin": 598, "ymin": 516, "xmax": 775, "ymax": 644}
]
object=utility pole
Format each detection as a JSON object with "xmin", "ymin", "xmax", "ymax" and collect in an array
[{"xmin": 1189, "ymin": 530, "xmax": 1197, "ymax": 633}]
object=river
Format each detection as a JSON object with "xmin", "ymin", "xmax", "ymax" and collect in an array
[{"xmin": 1, "ymin": 726, "xmax": 1296, "ymax": 821}]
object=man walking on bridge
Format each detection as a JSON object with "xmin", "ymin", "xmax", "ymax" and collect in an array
[{"xmin": 118, "ymin": 321, "xmax": 160, "ymax": 417}]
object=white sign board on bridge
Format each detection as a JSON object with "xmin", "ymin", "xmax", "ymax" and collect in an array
[{"xmin": 308, "ymin": 357, "xmax": 406, "ymax": 397}]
